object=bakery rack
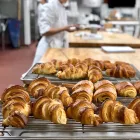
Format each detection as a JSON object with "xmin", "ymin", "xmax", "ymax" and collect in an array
[{"xmin": 21, "ymin": 63, "xmax": 140, "ymax": 85}]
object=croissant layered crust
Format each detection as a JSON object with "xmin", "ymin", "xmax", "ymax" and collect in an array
[
  {"xmin": 100, "ymin": 100, "xmax": 138, "ymax": 125},
  {"xmin": 88, "ymin": 65, "xmax": 103, "ymax": 83},
  {"xmin": 133, "ymin": 81, "xmax": 140, "ymax": 95},
  {"xmin": 115, "ymin": 82, "xmax": 137, "ymax": 98},
  {"xmin": 32, "ymin": 62, "xmax": 57, "ymax": 75},
  {"xmin": 28, "ymin": 78, "xmax": 51, "ymax": 98},
  {"xmin": 1, "ymin": 86, "xmax": 31, "ymax": 128},
  {"xmin": 33, "ymin": 97, "xmax": 67, "ymax": 124},
  {"xmin": 72, "ymin": 80, "xmax": 94, "ymax": 102},
  {"xmin": 106, "ymin": 65, "xmax": 136, "ymax": 78},
  {"xmin": 44, "ymin": 85, "xmax": 73, "ymax": 107},
  {"xmin": 66, "ymin": 100, "xmax": 102, "ymax": 126}
]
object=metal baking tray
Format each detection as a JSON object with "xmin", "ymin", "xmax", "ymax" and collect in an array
[{"xmin": 21, "ymin": 63, "xmax": 140, "ymax": 85}]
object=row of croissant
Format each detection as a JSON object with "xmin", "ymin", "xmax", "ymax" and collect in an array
[
  {"xmin": 32, "ymin": 58, "xmax": 136, "ymax": 82},
  {"xmin": 1, "ymin": 78, "xmax": 140, "ymax": 128}
]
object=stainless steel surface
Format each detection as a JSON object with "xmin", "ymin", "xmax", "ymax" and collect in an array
[{"xmin": 21, "ymin": 63, "xmax": 140, "ymax": 85}]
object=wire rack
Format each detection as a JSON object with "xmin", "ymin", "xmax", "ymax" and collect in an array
[
  {"xmin": 1, "ymin": 103, "xmax": 140, "ymax": 140},
  {"xmin": 21, "ymin": 63, "xmax": 140, "ymax": 85}
]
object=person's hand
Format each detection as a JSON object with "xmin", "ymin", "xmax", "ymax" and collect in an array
[{"xmin": 64, "ymin": 25, "xmax": 79, "ymax": 32}]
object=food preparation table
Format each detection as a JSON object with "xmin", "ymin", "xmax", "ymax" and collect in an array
[
  {"xmin": 40, "ymin": 48, "xmax": 140, "ymax": 71},
  {"xmin": 68, "ymin": 31, "xmax": 140, "ymax": 48}
]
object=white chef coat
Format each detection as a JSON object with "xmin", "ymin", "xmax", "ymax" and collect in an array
[
  {"xmin": 38, "ymin": 0, "xmax": 68, "ymax": 48},
  {"xmin": 33, "ymin": 0, "xmax": 68, "ymax": 65}
]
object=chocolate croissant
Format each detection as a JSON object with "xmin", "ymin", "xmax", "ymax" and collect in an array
[
  {"xmin": 88, "ymin": 65, "xmax": 103, "ymax": 83},
  {"xmin": 33, "ymin": 97, "xmax": 67, "ymax": 124},
  {"xmin": 93, "ymin": 80, "xmax": 117, "ymax": 103},
  {"xmin": 56, "ymin": 66, "xmax": 87, "ymax": 80},
  {"xmin": 44, "ymin": 84, "xmax": 73, "ymax": 107},
  {"xmin": 71, "ymin": 80, "xmax": 94, "ymax": 102},
  {"xmin": 106, "ymin": 65, "xmax": 136, "ymax": 78},
  {"xmin": 128, "ymin": 97, "xmax": 140, "ymax": 122},
  {"xmin": 1, "ymin": 86, "xmax": 31, "ymax": 128},
  {"xmin": 32, "ymin": 62, "xmax": 57, "ymax": 75},
  {"xmin": 67, "ymin": 100, "xmax": 102, "ymax": 126},
  {"xmin": 100, "ymin": 100, "xmax": 138, "ymax": 125},
  {"xmin": 28, "ymin": 78, "xmax": 51, "ymax": 98},
  {"xmin": 133, "ymin": 81, "xmax": 140, "ymax": 95},
  {"xmin": 115, "ymin": 82, "xmax": 137, "ymax": 98}
]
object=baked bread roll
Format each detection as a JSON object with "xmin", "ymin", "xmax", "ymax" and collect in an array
[
  {"xmin": 1, "ymin": 85, "xmax": 30, "ymax": 103},
  {"xmin": 1, "ymin": 86, "xmax": 31, "ymax": 128},
  {"xmin": 56, "ymin": 66, "xmax": 87, "ymax": 80},
  {"xmin": 33, "ymin": 97, "xmax": 67, "ymax": 124},
  {"xmin": 88, "ymin": 65, "xmax": 103, "ymax": 83},
  {"xmin": 67, "ymin": 100, "xmax": 102, "ymax": 126},
  {"xmin": 106, "ymin": 65, "xmax": 136, "ymax": 78},
  {"xmin": 128, "ymin": 97, "xmax": 140, "ymax": 122},
  {"xmin": 72, "ymin": 80, "xmax": 94, "ymax": 102},
  {"xmin": 44, "ymin": 84, "xmax": 73, "ymax": 107},
  {"xmin": 115, "ymin": 82, "xmax": 137, "ymax": 98},
  {"xmin": 94, "ymin": 80, "xmax": 115, "ymax": 91},
  {"xmin": 100, "ymin": 100, "xmax": 138, "ymax": 125},
  {"xmin": 32, "ymin": 62, "xmax": 57, "ymax": 75},
  {"xmin": 133, "ymin": 81, "xmax": 140, "ymax": 95},
  {"xmin": 28, "ymin": 78, "xmax": 51, "ymax": 98}
]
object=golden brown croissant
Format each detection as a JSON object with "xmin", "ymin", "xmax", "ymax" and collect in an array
[
  {"xmin": 93, "ymin": 87, "xmax": 117, "ymax": 103},
  {"xmin": 94, "ymin": 80, "xmax": 115, "ymax": 91},
  {"xmin": 128, "ymin": 97, "xmax": 140, "ymax": 122},
  {"xmin": 51, "ymin": 59, "xmax": 63, "ymax": 70},
  {"xmin": 82, "ymin": 58, "xmax": 94, "ymax": 66},
  {"xmin": 33, "ymin": 97, "xmax": 67, "ymax": 124},
  {"xmin": 91, "ymin": 60, "xmax": 105, "ymax": 71},
  {"xmin": 100, "ymin": 100, "xmax": 138, "ymax": 125},
  {"xmin": 32, "ymin": 62, "xmax": 57, "ymax": 75},
  {"xmin": 1, "ymin": 86, "xmax": 31, "ymax": 128},
  {"xmin": 103, "ymin": 61, "xmax": 116, "ymax": 70},
  {"xmin": 115, "ymin": 82, "xmax": 137, "ymax": 98},
  {"xmin": 75, "ymin": 62, "xmax": 88, "ymax": 73},
  {"xmin": 56, "ymin": 66, "xmax": 87, "ymax": 80},
  {"xmin": 1, "ymin": 85, "xmax": 30, "ymax": 103},
  {"xmin": 71, "ymin": 80, "xmax": 94, "ymax": 102},
  {"xmin": 67, "ymin": 58, "xmax": 81, "ymax": 66},
  {"xmin": 88, "ymin": 65, "xmax": 103, "ymax": 83},
  {"xmin": 44, "ymin": 84, "xmax": 73, "ymax": 107},
  {"xmin": 28, "ymin": 78, "xmax": 51, "ymax": 98},
  {"xmin": 66, "ymin": 100, "xmax": 102, "ymax": 126},
  {"xmin": 106, "ymin": 65, "xmax": 136, "ymax": 78},
  {"xmin": 133, "ymin": 81, "xmax": 140, "ymax": 95}
]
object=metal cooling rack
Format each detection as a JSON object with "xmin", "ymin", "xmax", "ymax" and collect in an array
[{"xmin": 21, "ymin": 63, "xmax": 140, "ymax": 85}]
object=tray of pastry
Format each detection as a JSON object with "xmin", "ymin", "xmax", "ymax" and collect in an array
[
  {"xmin": 0, "ymin": 79, "xmax": 140, "ymax": 139},
  {"xmin": 21, "ymin": 58, "xmax": 140, "ymax": 85}
]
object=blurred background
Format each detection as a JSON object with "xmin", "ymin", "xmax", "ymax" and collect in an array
[{"xmin": 0, "ymin": 0, "xmax": 140, "ymax": 93}]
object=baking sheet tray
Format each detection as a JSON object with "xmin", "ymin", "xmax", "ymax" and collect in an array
[{"xmin": 21, "ymin": 63, "xmax": 140, "ymax": 85}]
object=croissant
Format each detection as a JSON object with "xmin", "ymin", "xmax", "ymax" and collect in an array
[
  {"xmin": 71, "ymin": 80, "xmax": 94, "ymax": 102},
  {"xmin": 82, "ymin": 58, "xmax": 94, "ymax": 66},
  {"xmin": 75, "ymin": 62, "xmax": 88, "ymax": 73},
  {"xmin": 91, "ymin": 60, "xmax": 105, "ymax": 70},
  {"xmin": 33, "ymin": 97, "xmax": 67, "ymax": 124},
  {"xmin": 51, "ymin": 59, "xmax": 63, "ymax": 70},
  {"xmin": 94, "ymin": 80, "xmax": 115, "ymax": 91},
  {"xmin": 115, "ymin": 82, "xmax": 137, "ymax": 98},
  {"xmin": 100, "ymin": 100, "xmax": 138, "ymax": 124},
  {"xmin": 133, "ymin": 81, "xmax": 140, "ymax": 95},
  {"xmin": 1, "ymin": 85, "xmax": 30, "ymax": 103},
  {"xmin": 1, "ymin": 86, "xmax": 31, "ymax": 128},
  {"xmin": 93, "ymin": 87, "xmax": 117, "ymax": 103},
  {"xmin": 32, "ymin": 62, "xmax": 57, "ymax": 75},
  {"xmin": 103, "ymin": 61, "xmax": 116, "ymax": 70},
  {"xmin": 67, "ymin": 58, "xmax": 81, "ymax": 66},
  {"xmin": 88, "ymin": 65, "xmax": 103, "ymax": 83},
  {"xmin": 67, "ymin": 100, "xmax": 102, "ymax": 126},
  {"xmin": 44, "ymin": 84, "xmax": 73, "ymax": 107},
  {"xmin": 56, "ymin": 66, "xmax": 87, "ymax": 80},
  {"xmin": 106, "ymin": 65, "xmax": 136, "ymax": 78},
  {"xmin": 28, "ymin": 78, "xmax": 51, "ymax": 98},
  {"xmin": 128, "ymin": 97, "xmax": 140, "ymax": 122}
]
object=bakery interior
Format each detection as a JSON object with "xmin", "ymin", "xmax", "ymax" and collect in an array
[{"xmin": 0, "ymin": 0, "xmax": 140, "ymax": 139}]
